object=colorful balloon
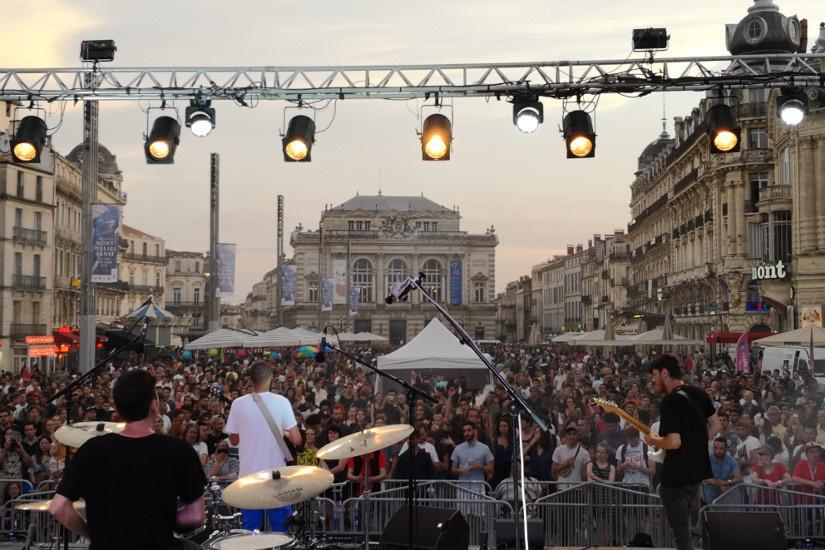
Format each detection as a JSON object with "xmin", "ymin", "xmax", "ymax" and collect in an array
[
  {"xmin": 182, "ymin": 350, "xmax": 193, "ymax": 361},
  {"xmin": 208, "ymin": 348, "xmax": 219, "ymax": 358}
]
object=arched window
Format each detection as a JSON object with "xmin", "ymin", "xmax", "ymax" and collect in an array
[
  {"xmin": 422, "ymin": 259, "xmax": 443, "ymax": 301},
  {"xmin": 352, "ymin": 259, "xmax": 373, "ymax": 303},
  {"xmin": 386, "ymin": 259, "xmax": 407, "ymax": 295}
]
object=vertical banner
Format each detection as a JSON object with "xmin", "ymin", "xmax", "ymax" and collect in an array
[
  {"xmin": 449, "ymin": 258, "xmax": 463, "ymax": 306},
  {"xmin": 349, "ymin": 287, "xmax": 361, "ymax": 316},
  {"xmin": 322, "ymin": 277, "xmax": 335, "ymax": 312},
  {"xmin": 735, "ymin": 331, "xmax": 750, "ymax": 373},
  {"xmin": 91, "ymin": 204, "xmax": 120, "ymax": 283},
  {"xmin": 332, "ymin": 259, "xmax": 347, "ymax": 304},
  {"xmin": 215, "ymin": 243, "xmax": 236, "ymax": 297},
  {"xmin": 281, "ymin": 264, "xmax": 297, "ymax": 306}
]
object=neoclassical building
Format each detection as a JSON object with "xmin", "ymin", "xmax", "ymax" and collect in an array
[{"xmin": 283, "ymin": 194, "xmax": 498, "ymax": 344}]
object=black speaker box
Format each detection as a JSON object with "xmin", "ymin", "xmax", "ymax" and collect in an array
[
  {"xmin": 380, "ymin": 505, "xmax": 469, "ymax": 550},
  {"xmin": 494, "ymin": 518, "xmax": 545, "ymax": 549},
  {"xmin": 703, "ymin": 511, "xmax": 787, "ymax": 550}
]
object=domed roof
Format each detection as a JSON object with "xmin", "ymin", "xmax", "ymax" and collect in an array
[
  {"xmin": 638, "ymin": 130, "xmax": 674, "ymax": 170},
  {"xmin": 66, "ymin": 144, "xmax": 121, "ymax": 176},
  {"xmin": 726, "ymin": 0, "xmax": 801, "ymax": 56}
]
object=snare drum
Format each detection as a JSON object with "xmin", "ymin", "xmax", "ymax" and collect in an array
[{"xmin": 207, "ymin": 532, "xmax": 295, "ymax": 549}]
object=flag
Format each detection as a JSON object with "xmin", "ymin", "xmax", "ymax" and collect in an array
[{"xmin": 735, "ymin": 331, "xmax": 750, "ymax": 373}]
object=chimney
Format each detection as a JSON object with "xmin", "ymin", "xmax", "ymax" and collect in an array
[
  {"xmin": 576, "ymin": 243, "xmax": 583, "ymax": 254},
  {"xmin": 800, "ymin": 19, "xmax": 808, "ymax": 53},
  {"xmin": 587, "ymin": 239, "xmax": 593, "ymax": 249},
  {"xmin": 567, "ymin": 245, "xmax": 574, "ymax": 255}
]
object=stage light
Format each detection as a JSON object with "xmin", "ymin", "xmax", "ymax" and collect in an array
[
  {"xmin": 777, "ymin": 89, "xmax": 808, "ymax": 126},
  {"xmin": 706, "ymin": 104, "xmax": 740, "ymax": 154},
  {"xmin": 632, "ymin": 28, "xmax": 669, "ymax": 51},
  {"xmin": 11, "ymin": 116, "xmax": 47, "ymax": 163},
  {"xmin": 80, "ymin": 40, "xmax": 116, "ymax": 62},
  {"xmin": 421, "ymin": 113, "xmax": 452, "ymax": 160},
  {"xmin": 185, "ymin": 100, "xmax": 216, "ymax": 137},
  {"xmin": 513, "ymin": 98, "xmax": 543, "ymax": 133},
  {"xmin": 562, "ymin": 110, "xmax": 596, "ymax": 158},
  {"xmin": 282, "ymin": 115, "xmax": 315, "ymax": 162},
  {"xmin": 144, "ymin": 116, "xmax": 181, "ymax": 164}
]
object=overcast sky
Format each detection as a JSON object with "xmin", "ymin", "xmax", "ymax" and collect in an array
[{"xmin": 3, "ymin": 0, "xmax": 822, "ymax": 303}]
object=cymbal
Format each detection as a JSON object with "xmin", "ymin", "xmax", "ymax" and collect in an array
[
  {"xmin": 54, "ymin": 421, "xmax": 126, "ymax": 448},
  {"xmin": 221, "ymin": 466, "xmax": 333, "ymax": 509},
  {"xmin": 16, "ymin": 499, "xmax": 85, "ymax": 511},
  {"xmin": 316, "ymin": 424, "xmax": 413, "ymax": 460}
]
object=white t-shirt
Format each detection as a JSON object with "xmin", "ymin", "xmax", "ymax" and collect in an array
[
  {"xmin": 398, "ymin": 441, "xmax": 439, "ymax": 464},
  {"xmin": 616, "ymin": 441, "xmax": 651, "ymax": 487},
  {"xmin": 736, "ymin": 435, "xmax": 762, "ymax": 475},
  {"xmin": 192, "ymin": 441, "xmax": 208, "ymax": 458},
  {"xmin": 226, "ymin": 392, "xmax": 297, "ymax": 477},
  {"xmin": 551, "ymin": 444, "xmax": 590, "ymax": 484}
]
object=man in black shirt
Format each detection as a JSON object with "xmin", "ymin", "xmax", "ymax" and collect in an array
[
  {"xmin": 50, "ymin": 370, "xmax": 206, "ymax": 549},
  {"xmin": 647, "ymin": 354, "xmax": 720, "ymax": 550}
]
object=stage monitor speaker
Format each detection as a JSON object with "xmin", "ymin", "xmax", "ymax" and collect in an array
[
  {"xmin": 380, "ymin": 505, "xmax": 469, "ymax": 550},
  {"xmin": 494, "ymin": 518, "xmax": 544, "ymax": 549},
  {"xmin": 703, "ymin": 511, "xmax": 787, "ymax": 550}
]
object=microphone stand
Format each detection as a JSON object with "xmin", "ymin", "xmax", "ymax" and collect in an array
[
  {"xmin": 405, "ymin": 277, "xmax": 547, "ymax": 550},
  {"xmin": 321, "ymin": 333, "xmax": 436, "ymax": 550}
]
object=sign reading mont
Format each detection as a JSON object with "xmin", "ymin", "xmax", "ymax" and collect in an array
[{"xmin": 752, "ymin": 261, "xmax": 787, "ymax": 281}]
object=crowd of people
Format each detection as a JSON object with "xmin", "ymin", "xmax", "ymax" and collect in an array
[{"xmin": 1, "ymin": 342, "xmax": 824, "ymax": 508}]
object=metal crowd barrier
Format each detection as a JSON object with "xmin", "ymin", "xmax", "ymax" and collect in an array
[
  {"xmin": 700, "ymin": 482, "xmax": 825, "ymax": 542},
  {"xmin": 0, "ymin": 489, "xmax": 62, "ymax": 545}
]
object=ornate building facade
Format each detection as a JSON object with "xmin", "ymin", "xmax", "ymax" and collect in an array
[{"xmin": 165, "ymin": 250, "xmax": 208, "ymax": 340}]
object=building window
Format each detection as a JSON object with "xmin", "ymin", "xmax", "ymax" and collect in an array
[
  {"xmin": 423, "ymin": 222, "xmax": 430, "ymax": 232},
  {"xmin": 193, "ymin": 288, "xmax": 200, "ymax": 305},
  {"xmin": 32, "ymin": 301, "xmax": 40, "ymax": 323},
  {"xmin": 773, "ymin": 211, "xmax": 792, "ymax": 264},
  {"xmin": 173, "ymin": 288, "xmax": 181, "ymax": 304},
  {"xmin": 14, "ymin": 208, "xmax": 22, "ymax": 227},
  {"xmin": 348, "ymin": 221, "xmax": 354, "ymax": 231},
  {"xmin": 352, "ymin": 258, "xmax": 374, "ymax": 303},
  {"xmin": 155, "ymin": 244, "xmax": 160, "ymax": 257},
  {"xmin": 748, "ymin": 127, "xmax": 767, "ymax": 149},
  {"xmin": 308, "ymin": 285, "xmax": 318, "ymax": 303},
  {"xmin": 142, "ymin": 242, "xmax": 147, "ymax": 256},
  {"xmin": 13, "ymin": 301, "xmax": 21, "ymax": 321},
  {"xmin": 14, "ymin": 252, "xmax": 22, "ymax": 275},
  {"xmin": 33, "ymin": 255, "xmax": 41, "ymax": 277},
  {"xmin": 130, "ymin": 240, "xmax": 135, "ymax": 253},
  {"xmin": 749, "ymin": 88, "xmax": 767, "ymax": 116},
  {"xmin": 745, "ymin": 18, "xmax": 766, "ymax": 44},
  {"xmin": 356, "ymin": 221, "xmax": 363, "ymax": 231},
  {"xmin": 431, "ymin": 222, "xmax": 438, "ymax": 232},
  {"xmin": 386, "ymin": 258, "xmax": 407, "ymax": 295},
  {"xmin": 16, "ymin": 172, "xmax": 24, "ymax": 198},
  {"xmin": 155, "ymin": 272, "xmax": 161, "ymax": 288},
  {"xmin": 474, "ymin": 283, "xmax": 485, "ymax": 303},
  {"xmin": 35, "ymin": 176, "xmax": 43, "ymax": 202},
  {"xmin": 474, "ymin": 326, "xmax": 485, "ymax": 340},
  {"xmin": 34, "ymin": 212, "xmax": 42, "ymax": 231},
  {"xmin": 195, "ymin": 261, "xmax": 200, "ymax": 273},
  {"xmin": 747, "ymin": 223, "xmax": 763, "ymax": 259},
  {"xmin": 175, "ymin": 260, "xmax": 181, "ymax": 273},
  {"xmin": 749, "ymin": 172, "xmax": 769, "ymax": 206},
  {"xmin": 422, "ymin": 259, "xmax": 443, "ymax": 301},
  {"xmin": 364, "ymin": 221, "xmax": 371, "ymax": 231},
  {"xmin": 780, "ymin": 148, "xmax": 790, "ymax": 185},
  {"xmin": 128, "ymin": 271, "xmax": 134, "ymax": 286}
]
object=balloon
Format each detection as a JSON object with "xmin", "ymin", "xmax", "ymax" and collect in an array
[
  {"xmin": 208, "ymin": 348, "xmax": 219, "ymax": 358},
  {"xmin": 269, "ymin": 351, "xmax": 281, "ymax": 360},
  {"xmin": 182, "ymin": 351, "xmax": 193, "ymax": 361},
  {"xmin": 236, "ymin": 349, "xmax": 248, "ymax": 360}
]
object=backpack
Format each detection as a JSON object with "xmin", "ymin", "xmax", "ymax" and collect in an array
[{"xmin": 617, "ymin": 442, "xmax": 648, "ymax": 481}]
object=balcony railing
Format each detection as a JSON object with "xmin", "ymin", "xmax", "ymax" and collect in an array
[
  {"xmin": 13, "ymin": 226, "xmax": 47, "ymax": 246},
  {"xmin": 13, "ymin": 274, "xmax": 46, "ymax": 290},
  {"xmin": 167, "ymin": 301, "xmax": 206, "ymax": 307},
  {"xmin": 123, "ymin": 252, "xmax": 167, "ymax": 265},
  {"xmin": 758, "ymin": 185, "xmax": 791, "ymax": 203},
  {"xmin": 10, "ymin": 323, "xmax": 47, "ymax": 337},
  {"xmin": 129, "ymin": 285, "xmax": 164, "ymax": 294}
]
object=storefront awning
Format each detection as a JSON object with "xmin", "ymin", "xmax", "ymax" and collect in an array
[{"xmin": 706, "ymin": 331, "xmax": 772, "ymax": 344}]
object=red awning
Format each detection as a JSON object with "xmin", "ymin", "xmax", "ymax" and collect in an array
[
  {"xmin": 706, "ymin": 331, "xmax": 772, "ymax": 344},
  {"xmin": 53, "ymin": 330, "xmax": 79, "ymax": 346}
]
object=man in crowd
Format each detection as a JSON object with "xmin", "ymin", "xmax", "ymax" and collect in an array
[
  {"xmin": 616, "ymin": 427, "xmax": 654, "ymax": 490},
  {"xmin": 700, "ymin": 437, "xmax": 741, "ymax": 506},
  {"xmin": 552, "ymin": 427, "xmax": 590, "ymax": 487}
]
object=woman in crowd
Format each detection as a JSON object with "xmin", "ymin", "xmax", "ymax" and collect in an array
[
  {"xmin": 183, "ymin": 423, "xmax": 209, "ymax": 466},
  {"xmin": 204, "ymin": 439, "xmax": 239, "ymax": 481}
]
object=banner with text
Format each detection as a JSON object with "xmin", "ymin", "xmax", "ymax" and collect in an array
[
  {"xmin": 91, "ymin": 204, "xmax": 120, "ymax": 283},
  {"xmin": 332, "ymin": 259, "xmax": 347, "ymax": 304},
  {"xmin": 449, "ymin": 258, "xmax": 463, "ymax": 306},
  {"xmin": 322, "ymin": 277, "xmax": 335, "ymax": 311},
  {"xmin": 281, "ymin": 264, "xmax": 297, "ymax": 306},
  {"xmin": 735, "ymin": 331, "xmax": 750, "ymax": 373},
  {"xmin": 349, "ymin": 287, "xmax": 361, "ymax": 316},
  {"xmin": 215, "ymin": 243, "xmax": 236, "ymax": 297}
]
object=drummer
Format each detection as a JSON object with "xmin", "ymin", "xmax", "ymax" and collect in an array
[
  {"xmin": 226, "ymin": 360, "xmax": 302, "ymax": 532},
  {"xmin": 49, "ymin": 369, "xmax": 207, "ymax": 549}
]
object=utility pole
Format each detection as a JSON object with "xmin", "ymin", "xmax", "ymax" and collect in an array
[
  {"xmin": 208, "ymin": 153, "xmax": 220, "ymax": 332},
  {"xmin": 79, "ymin": 75, "xmax": 99, "ymax": 373},
  {"xmin": 318, "ymin": 220, "xmax": 323, "ymax": 330},
  {"xmin": 276, "ymin": 194, "xmax": 284, "ymax": 327}
]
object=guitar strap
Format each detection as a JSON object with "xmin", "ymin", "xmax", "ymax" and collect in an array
[{"xmin": 676, "ymin": 388, "xmax": 707, "ymax": 429}]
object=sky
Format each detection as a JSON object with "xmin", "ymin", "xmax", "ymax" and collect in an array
[{"xmin": 2, "ymin": 0, "xmax": 822, "ymax": 303}]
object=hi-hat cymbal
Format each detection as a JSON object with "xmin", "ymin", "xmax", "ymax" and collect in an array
[
  {"xmin": 16, "ymin": 499, "xmax": 85, "ymax": 511},
  {"xmin": 221, "ymin": 466, "xmax": 333, "ymax": 509},
  {"xmin": 54, "ymin": 421, "xmax": 126, "ymax": 448},
  {"xmin": 316, "ymin": 424, "xmax": 414, "ymax": 460}
]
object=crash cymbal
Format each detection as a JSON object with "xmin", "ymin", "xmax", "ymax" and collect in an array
[
  {"xmin": 316, "ymin": 424, "xmax": 413, "ymax": 460},
  {"xmin": 16, "ymin": 499, "xmax": 85, "ymax": 511},
  {"xmin": 54, "ymin": 421, "xmax": 126, "ymax": 448},
  {"xmin": 221, "ymin": 466, "xmax": 333, "ymax": 509}
]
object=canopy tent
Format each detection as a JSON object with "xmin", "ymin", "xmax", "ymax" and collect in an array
[
  {"xmin": 351, "ymin": 331, "xmax": 388, "ymax": 342},
  {"xmin": 376, "ymin": 318, "xmax": 491, "ymax": 392},
  {"xmin": 124, "ymin": 301, "xmax": 176, "ymax": 322},
  {"xmin": 184, "ymin": 328, "xmax": 259, "ymax": 350},
  {"xmin": 752, "ymin": 325, "xmax": 825, "ymax": 347},
  {"xmin": 243, "ymin": 327, "xmax": 321, "ymax": 348},
  {"xmin": 630, "ymin": 327, "xmax": 702, "ymax": 346},
  {"xmin": 550, "ymin": 332, "xmax": 585, "ymax": 343}
]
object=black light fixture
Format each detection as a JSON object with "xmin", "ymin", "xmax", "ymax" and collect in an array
[
  {"xmin": 185, "ymin": 100, "xmax": 216, "ymax": 137},
  {"xmin": 513, "ymin": 97, "xmax": 543, "ymax": 133},
  {"xmin": 282, "ymin": 115, "xmax": 316, "ymax": 162},
  {"xmin": 144, "ymin": 116, "xmax": 181, "ymax": 164},
  {"xmin": 632, "ymin": 28, "xmax": 669, "ymax": 51},
  {"xmin": 562, "ymin": 110, "xmax": 596, "ymax": 158},
  {"xmin": 777, "ymin": 88, "xmax": 808, "ymax": 126},
  {"xmin": 421, "ymin": 113, "xmax": 452, "ymax": 160},
  {"xmin": 706, "ymin": 104, "xmax": 740, "ymax": 154},
  {"xmin": 80, "ymin": 40, "xmax": 117, "ymax": 62},
  {"xmin": 11, "ymin": 116, "xmax": 48, "ymax": 163}
]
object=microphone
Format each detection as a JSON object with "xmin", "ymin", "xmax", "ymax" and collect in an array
[
  {"xmin": 316, "ymin": 327, "xmax": 328, "ymax": 363},
  {"xmin": 385, "ymin": 272, "xmax": 424, "ymax": 304}
]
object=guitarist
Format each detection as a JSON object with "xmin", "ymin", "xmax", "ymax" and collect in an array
[{"xmin": 646, "ymin": 354, "xmax": 721, "ymax": 550}]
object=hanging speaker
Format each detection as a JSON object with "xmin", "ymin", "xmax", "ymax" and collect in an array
[
  {"xmin": 380, "ymin": 505, "xmax": 469, "ymax": 550},
  {"xmin": 703, "ymin": 511, "xmax": 787, "ymax": 550}
]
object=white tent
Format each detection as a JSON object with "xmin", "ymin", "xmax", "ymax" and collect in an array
[
  {"xmin": 376, "ymin": 318, "xmax": 491, "ymax": 392},
  {"xmin": 184, "ymin": 328, "xmax": 259, "ymax": 350},
  {"xmin": 243, "ymin": 327, "xmax": 320, "ymax": 348},
  {"xmin": 631, "ymin": 327, "xmax": 702, "ymax": 346},
  {"xmin": 753, "ymin": 325, "xmax": 825, "ymax": 347},
  {"xmin": 551, "ymin": 332, "xmax": 585, "ymax": 343}
]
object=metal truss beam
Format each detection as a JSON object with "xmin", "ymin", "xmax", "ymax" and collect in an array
[{"xmin": 0, "ymin": 53, "xmax": 823, "ymax": 102}]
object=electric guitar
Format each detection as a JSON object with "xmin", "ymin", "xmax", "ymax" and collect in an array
[{"xmin": 593, "ymin": 398, "xmax": 664, "ymax": 462}]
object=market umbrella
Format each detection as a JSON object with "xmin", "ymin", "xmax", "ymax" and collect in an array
[
  {"xmin": 604, "ymin": 310, "xmax": 616, "ymax": 341},
  {"xmin": 661, "ymin": 306, "xmax": 674, "ymax": 341},
  {"xmin": 752, "ymin": 325, "xmax": 825, "ymax": 347}
]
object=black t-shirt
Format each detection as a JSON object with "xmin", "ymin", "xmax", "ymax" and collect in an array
[
  {"xmin": 394, "ymin": 447, "xmax": 435, "ymax": 480},
  {"xmin": 659, "ymin": 384, "xmax": 714, "ymax": 488},
  {"xmin": 57, "ymin": 433, "xmax": 207, "ymax": 550}
]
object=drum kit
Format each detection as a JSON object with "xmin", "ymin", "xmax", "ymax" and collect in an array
[{"xmin": 31, "ymin": 421, "xmax": 415, "ymax": 550}]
